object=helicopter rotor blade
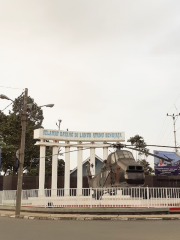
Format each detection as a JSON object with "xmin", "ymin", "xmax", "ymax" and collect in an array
[
  {"xmin": 60, "ymin": 145, "xmax": 106, "ymax": 155},
  {"xmin": 109, "ymin": 143, "xmax": 180, "ymax": 149},
  {"xmin": 66, "ymin": 142, "xmax": 95, "ymax": 148},
  {"xmin": 125, "ymin": 146, "xmax": 172, "ymax": 162},
  {"xmin": 142, "ymin": 144, "xmax": 180, "ymax": 149},
  {"xmin": 106, "ymin": 143, "xmax": 126, "ymax": 149}
]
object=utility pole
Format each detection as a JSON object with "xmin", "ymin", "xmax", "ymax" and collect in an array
[
  {"xmin": 56, "ymin": 119, "xmax": 62, "ymax": 156},
  {"xmin": 0, "ymin": 147, "xmax": 1, "ymax": 173},
  {"xmin": 56, "ymin": 119, "xmax": 62, "ymax": 130},
  {"xmin": 167, "ymin": 113, "xmax": 180, "ymax": 153},
  {"xmin": 15, "ymin": 88, "xmax": 28, "ymax": 217}
]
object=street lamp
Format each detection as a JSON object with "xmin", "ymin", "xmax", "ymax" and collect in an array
[
  {"xmin": 0, "ymin": 94, "xmax": 13, "ymax": 101},
  {"xmin": 0, "ymin": 89, "xmax": 54, "ymax": 217},
  {"xmin": 39, "ymin": 104, "xmax": 54, "ymax": 108}
]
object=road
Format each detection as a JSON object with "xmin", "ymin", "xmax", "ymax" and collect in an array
[{"xmin": 0, "ymin": 217, "xmax": 179, "ymax": 240}]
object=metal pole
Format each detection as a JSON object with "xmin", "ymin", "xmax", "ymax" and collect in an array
[
  {"xmin": 58, "ymin": 119, "xmax": 62, "ymax": 130},
  {"xmin": 0, "ymin": 147, "xmax": 1, "ymax": 171},
  {"xmin": 15, "ymin": 88, "xmax": 28, "ymax": 217},
  {"xmin": 173, "ymin": 116, "xmax": 177, "ymax": 153},
  {"xmin": 167, "ymin": 113, "xmax": 180, "ymax": 153},
  {"xmin": 57, "ymin": 119, "xmax": 62, "ymax": 158}
]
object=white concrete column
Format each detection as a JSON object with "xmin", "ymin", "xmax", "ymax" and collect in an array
[
  {"xmin": 77, "ymin": 146, "xmax": 83, "ymax": 195},
  {"xmin": 64, "ymin": 143, "xmax": 70, "ymax": 196},
  {"xmin": 103, "ymin": 147, "xmax": 108, "ymax": 160},
  {"xmin": 90, "ymin": 146, "xmax": 95, "ymax": 175},
  {"xmin": 39, "ymin": 145, "xmax": 46, "ymax": 196},
  {"xmin": 51, "ymin": 145, "xmax": 58, "ymax": 196}
]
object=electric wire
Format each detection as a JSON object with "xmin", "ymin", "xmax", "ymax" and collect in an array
[
  {"xmin": 1, "ymin": 102, "xmax": 13, "ymax": 112},
  {"xmin": 37, "ymin": 143, "xmax": 180, "ymax": 160},
  {"xmin": 156, "ymin": 117, "xmax": 168, "ymax": 144},
  {"xmin": 0, "ymin": 90, "xmax": 25, "ymax": 112},
  {"xmin": 174, "ymin": 104, "xmax": 179, "ymax": 115},
  {"xmin": 163, "ymin": 126, "xmax": 174, "ymax": 145},
  {"xmin": 145, "ymin": 144, "xmax": 180, "ymax": 149},
  {"xmin": 159, "ymin": 118, "xmax": 172, "ymax": 145},
  {"xmin": 156, "ymin": 93, "xmax": 180, "ymax": 145},
  {"xmin": 39, "ymin": 146, "xmax": 106, "ymax": 159},
  {"xmin": 0, "ymin": 86, "xmax": 24, "ymax": 90},
  {"xmin": 176, "ymin": 126, "xmax": 180, "ymax": 132}
]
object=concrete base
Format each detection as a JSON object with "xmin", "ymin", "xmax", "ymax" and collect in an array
[{"xmin": 0, "ymin": 205, "xmax": 170, "ymax": 215}]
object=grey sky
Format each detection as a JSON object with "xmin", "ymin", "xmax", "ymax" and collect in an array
[{"xmin": 0, "ymin": 0, "xmax": 180, "ymax": 169}]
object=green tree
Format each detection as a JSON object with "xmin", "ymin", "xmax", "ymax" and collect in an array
[
  {"xmin": 26, "ymin": 144, "xmax": 65, "ymax": 177},
  {"xmin": 0, "ymin": 94, "xmax": 44, "ymax": 175},
  {"xmin": 137, "ymin": 159, "xmax": 154, "ymax": 175},
  {"xmin": 127, "ymin": 135, "xmax": 153, "ymax": 175},
  {"xmin": 127, "ymin": 134, "xmax": 149, "ymax": 157},
  {"xmin": 0, "ymin": 112, "xmax": 19, "ymax": 174},
  {"xmin": 44, "ymin": 158, "xmax": 65, "ymax": 177},
  {"xmin": 58, "ymin": 159, "xmax": 65, "ymax": 176},
  {"xmin": 44, "ymin": 145, "xmax": 65, "ymax": 176}
]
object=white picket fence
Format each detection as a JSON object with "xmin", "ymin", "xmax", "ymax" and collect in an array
[{"xmin": 0, "ymin": 187, "xmax": 180, "ymax": 208}]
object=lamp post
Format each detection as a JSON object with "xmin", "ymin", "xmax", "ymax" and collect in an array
[
  {"xmin": 15, "ymin": 88, "xmax": 28, "ymax": 217},
  {"xmin": 0, "ymin": 89, "xmax": 54, "ymax": 217},
  {"xmin": 167, "ymin": 113, "xmax": 180, "ymax": 153},
  {"xmin": 56, "ymin": 119, "xmax": 62, "ymax": 130},
  {"xmin": 0, "ymin": 94, "xmax": 13, "ymax": 101}
]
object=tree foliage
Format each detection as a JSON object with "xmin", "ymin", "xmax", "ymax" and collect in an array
[
  {"xmin": 0, "ymin": 94, "xmax": 44, "ymax": 175},
  {"xmin": 45, "ymin": 159, "xmax": 65, "ymax": 177},
  {"xmin": 127, "ymin": 135, "xmax": 149, "ymax": 156},
  {"xmin": 127, "ymin": 135, "xmax": 153, "ymax": 175},
  {"xmin": 27, "ymin": 158, "xmax": 65, "ymax": 177},
  {"xmin": 137, "ymin": 159, "xmax": 154, "ymax": 175},
  {"xmin": 0, "ymin": 112, "xmax": 20, "ymax": 174}
]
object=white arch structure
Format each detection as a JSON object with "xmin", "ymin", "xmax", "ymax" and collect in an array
[{"xmin": 34, "ymin": 129, "xmax": 125, "ymax": 196}]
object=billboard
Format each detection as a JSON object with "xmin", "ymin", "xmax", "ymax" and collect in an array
[{"xmin": 154, "ymin": 150, "xmax": 180, "ymax": 175}]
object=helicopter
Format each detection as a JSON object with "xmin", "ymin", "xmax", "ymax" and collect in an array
[{"xmin": 85, "ymin": 143, "xmax": 176, "ymax": 199}]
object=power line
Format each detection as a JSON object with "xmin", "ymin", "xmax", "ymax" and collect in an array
[
  {"xmin": 39, "ymin": 145, "xmax": 110, "ymax": 160},
  {"xmin": 41, "ymin": 147, "xmax": 93, "ymax": 159},
  {"xmin": 37, "ymin": 143, "xmax": 180, "ymax": 160},
  {"xmin": 163, "ymin": 126, "xmax": 173, "ymax": 145},
  {"xmin": 0, "ymin": 86, "xmax": 24, "ymax": 90},
  {"xmin": 176, "ymin": 127, "xmax": 180, "ymax": 132},
  {"xmin": 167, "ymin": 113, "xmax": 180, "ymax": 152},
  {"xmin": 1, "ymin": 102, "xmax": 13, "ymax": 112},
  {"xmin": 156, "ymin": 93, "xmax": 180, "ymax": 145},
  {"xmin": 156, "ymin": 117, "xmax": 167, "ymax": 144},
  {"xmin": 0, "ymin": 90, "xmax": 25, "ymax": 112},
  {"xmin": 158, "ymin": 118, "xmax": 172, "ymax": 145}
]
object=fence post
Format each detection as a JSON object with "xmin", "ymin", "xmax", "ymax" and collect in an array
[
  {"xmin": 90, "ymin": 188, "xmax": 92, "ymax": 208},
  {"xmin": 147, "ymin": 186, "xmax": 149, "ymax": 208},
  {"xmin": 166, "ymin": 188, "xmax": 168, "ymax": 207}
]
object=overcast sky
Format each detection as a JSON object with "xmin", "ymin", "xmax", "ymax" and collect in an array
[{"xmin": 0, "ymin": 0, "xmax": 180, "ymax": 169}]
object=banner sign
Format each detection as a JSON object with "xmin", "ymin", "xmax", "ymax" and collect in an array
[
  {"xmin": 34, "ymin": 129, "xmax": 125, "ymax": 142},
  {"xmin": 154, "ymin": 150, "xmax": 180, "ymax": 175}
]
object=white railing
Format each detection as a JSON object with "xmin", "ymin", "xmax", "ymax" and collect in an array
[{"xmin": 0, "ymin": 187, "xmax": 180, "ymax": 208}]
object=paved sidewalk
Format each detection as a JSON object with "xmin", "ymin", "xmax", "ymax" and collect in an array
[{"xmin": 0, "ymin": 210, "xmax": 180, "ymax": 221}]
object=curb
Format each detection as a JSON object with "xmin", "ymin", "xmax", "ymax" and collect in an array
[
  {"xmin": 1, "ymin": 214, "xmax": 180, "ymax": 221},
  {"xmin": 0, "ymin": 206, "xmax": 170, "ymax": 215}
]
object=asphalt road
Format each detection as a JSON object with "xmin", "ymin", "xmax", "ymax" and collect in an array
[{"xmin": 0, "ymin": 218, "xmax": 180, "ymax": 240}]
